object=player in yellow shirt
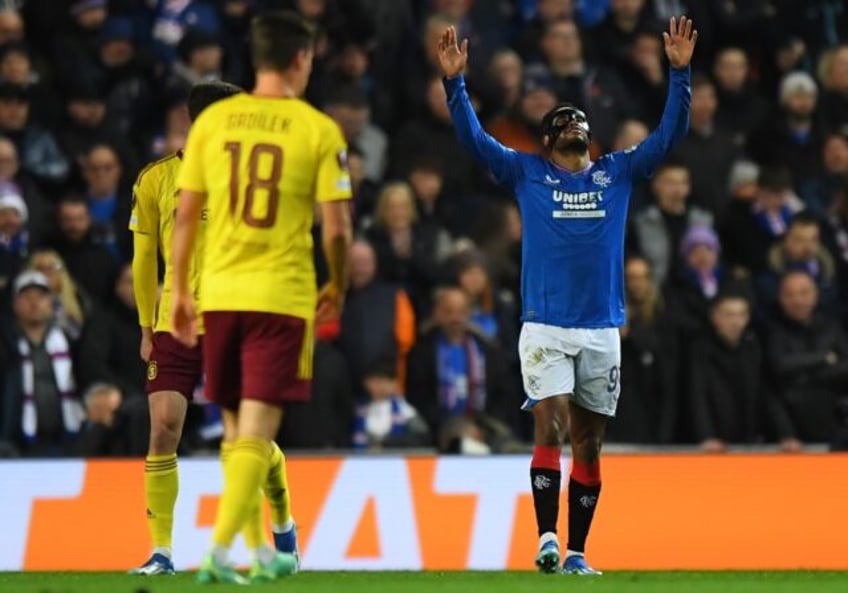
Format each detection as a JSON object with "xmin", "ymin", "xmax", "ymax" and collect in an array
[
  {"xmin": 171, "ymin": 11, "xmax": 353, "ymax": 585},
  {"xmin": 129, "ymin": 82, "xmax": 295, "ymax": 577}
]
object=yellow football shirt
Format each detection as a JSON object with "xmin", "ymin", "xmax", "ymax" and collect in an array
[
  {"xmin": 130, "ymin": 152, "xmax": 206, "ymax": 333},
  {"xmin": 177, "ymin": 94, "xmax": 352, "ymax": 320}
]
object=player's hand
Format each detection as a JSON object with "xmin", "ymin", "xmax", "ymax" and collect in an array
[
  {"xmin": 316, "ymin": 282, "xmax": 345, "ymax": 325},
  {"xmin": 701, "ymin": 438, "xmax": 726, "ymax": 454},
  {"xmin": 779, "ymin": 437, "xmax": 803, "ymax": 453},
  {"xmin": 171, "ymin": 290, "xmax": 198, "ymax": 348},
  {"xmin": 663, "ymin": 16, "xmax": 697, "ymax": 69},
  {"xmin": 437, "ymin": 25, "xmax": 468, "ymax": 79},
  {"xmin": 140, "ymin": 327, "xmax": 154, "ymax": 363}
]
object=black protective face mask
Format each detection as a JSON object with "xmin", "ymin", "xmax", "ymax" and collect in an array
[{"xmin": 542, "ymin": 105, "xmax": 591, "ymax": 149}]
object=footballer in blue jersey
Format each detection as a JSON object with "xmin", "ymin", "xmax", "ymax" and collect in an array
[{"xmin": 438, "ymin": 18, "xmax": 698, "ymax": 575}]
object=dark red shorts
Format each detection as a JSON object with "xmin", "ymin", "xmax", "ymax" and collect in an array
[
  {"xmin": 203, "ymin": 311, "xmax": 313, "ymax": 411},
  {"xmin": 145, "ymin": 332, "xmax": 203, "ymax": 399}
]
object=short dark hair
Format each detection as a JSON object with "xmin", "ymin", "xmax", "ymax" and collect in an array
[
  {"xmin": 324, "ymin": 84, "xmax": 369, "ymax": 110},
  {"xmin": 187, "ymin": 81, "xmax": 243, "ymax": 122},
  {"xmin": 709, "ymin": 290, "xmax": 750, "ymax": 311},
  {"xmin": 653, "ymin": 157, "xmax": 689, "ymax": 177},
  {"xmin": 250, "ymin": 11, "xmax": 315, "ymax": 72},
  {"xmin": 691, "ymin": 72, "xmax": 715, "ymax": 92},
  {"xmin": 58, "ymin": 192, "xmax": 89, "ymax": 210},
  {"xmin": 757, "ymin": 165, "xmax": 793, "ymax": 191},
  {"xmin": 787, "ymin": 210, "xmax": 820, "ymax": 232}
]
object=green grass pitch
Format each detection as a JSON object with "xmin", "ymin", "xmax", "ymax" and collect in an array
[{"xmin": 2, "ymin": 571, "xmax": 848, "ymax": 593}]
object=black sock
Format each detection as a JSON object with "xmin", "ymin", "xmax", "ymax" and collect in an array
[
  {"xmin": 567, "ymin": 477, "xmax": 601, "ymax": 553},
  {"xmin": 530, "ymin": 468, "xmax": 561, "ymax": 536}
]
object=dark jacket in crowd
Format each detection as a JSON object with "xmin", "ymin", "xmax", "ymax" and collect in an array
[
  {"xmin": 607, "ymin": 316, "xmax": 678, "ymax": 444},
  {"xmin": 688, "ymin": 329, "xmax": 794, "ymax": 443},
  {"xmin": 765, "ymin": 313, "xmax": 848, "ymax": 442},
  {"xmin": 278, "ymin": 341, "xmax": 355, "ymax": 449}
]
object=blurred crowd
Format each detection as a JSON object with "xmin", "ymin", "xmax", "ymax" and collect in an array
[{"xmin": 1, "ymin": 0, "xmax": 847, "ymax": 458}]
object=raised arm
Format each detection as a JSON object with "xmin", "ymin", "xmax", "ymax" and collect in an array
[
  {"xmin": 438, "ymin": 26, "xmax": 522, "ymax": 187},
  {"xmin": 627, "ymin": 17, "xmax": 697, "ymax": 180}
]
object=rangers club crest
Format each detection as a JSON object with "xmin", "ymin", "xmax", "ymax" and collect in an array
[{"xmin": 591, "ymin": 170, "xmax": 612, "ymax": 188}]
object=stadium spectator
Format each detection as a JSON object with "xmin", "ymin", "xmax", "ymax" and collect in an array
[
  {"xmin": 406, "ymin": 157, "xmax": 459, "ymax": 238},
  {"xmin": 352, "ymin": 360, "xmax": 430, "ymax": 450},
  {"xmin": 0, "ymin": 42, "xmax": 60, "ymax": 129},
  {"xmin": 339, "ymin": 239, "xmax": 416, "ymax": 393},
  {"xmin": 536, "ymin": 17, "xmax": 633, "ymax": 151},
  {"xmin": 672, "ymin": 74, "xmax": 741, "ymax": 213},
  {"xmin": 665, "ymin": 225, "xmax": 751, "ymax": 335},
  {"xmin": 817, "ymin": 44, "xmax": 848, "ymax": 133},
  {"xmin": 0, "ymin": 184, "xmax": 29, "ymax": 302},
  {"xmin": 513, "ymin": 0, "xmax": 578, "ymax": 62},
  {"xmin": 452, "ymin": 248, "xmax": 519, "ymax": 362},
  {"xmin": 687, "ymin": 291, "xmax": 798, "ymax": 452},
  {"xmin": 164, "ymin": 30, "xmax": 224, "ymax": 98},
  {"xmin": 364, "ymin": 181, "xmax": 452, "ymax": 316},
  {"xmin": 94, "ymin": 16, "xmax": 157, "ymax": 145},
  {"xmin": 488, "ymin": 64, "xmax": 557, "ymax": 154},
  {"xmin": 406, "ymin": 287, "xmax": 519, "ymax": 454},
  {"xmin": 149, "ymin": 0, "xmax": 220, "ymax": 63},
  {"xmin": 0, "ymin": 6, "xmax": 25, "ymax": 48},
  {"xmin": 486, "ymin": 48, "xmax": 524, "ymax": 113},
  {"xmin": 0, "ymin": 136, "xmax": 50, "ymax": 246},
  {"xmin": 58, "ymin": 82, "xmax": 136, "ymax": 175},
  {"xmin": 589, "ymin": 0, "xmax": 659, "ymax": 71},
  {"xmin": 0, "ymin": 270, "xmax": 84, "ymax": 457},
  {"xmin": 756, "ymin": 212, "xmax": 839, "ymax": 318},
  {"xmin": 799, "ymin": 133, "xmax": 848, "ymax": 216},
  {"xmin": 49, "ymin": 194, "xmax": 117, "ymax": 305},
  {"xmin": 323, "ymin": 84, "xmax": 387, "ymax": 183},
  {"xmin": 822, "ymin": 184, "xmax": 848, "ymax": 321},
  {"xmin": 712, "ymin": 46, "xmax": 768, "ymax": 144},
  {"xmin": 77, "ymin": 263, "xmax": 146, "ymax": 398},
  {"xmin": 278, "ymin": 340, "xmax": 355, "ymax": 450},
  {"xmin": 81, "ymin": 143, "xmax": 131, "ymax": 261},
  {"xmin": 606, "ymin": 256, "xmax": 678, "ymax": 444},
  {"xmin": 27, "ymin": 249, "xmax": 91, "ymax": 342},
  {"xmin": 747, "ymin": 71, "xmax": 825, "ymax": 190},
  {"xmin": 71, "ymin": 382, "xmax": 148, "ymax": 457},
  {"xmin": 631, "ymin": 160, "xmax": 713, "ymax": 286},
  {"xmin": 0, "ymin": 82, "xmax": 69, "ymax": 186},
  {"xmin": 51, "ymin": 1, "xmax": 109, "ymax": 95},
  {"xmin": 391, "ymin": 73, "xmax": 483, "ymax": 198},
  {"xmin": 718, "ymin": 165, "xmax": 803, "ymax": 276},
  {"xmin": 765, "ymin": 271, "xmax": 848, "ymax": 444},
  {"xmin": 613, "ymin": 118, "xmax": 650, "ymax": 211},
  {"xmin": 618, "ymin": 29, "xmax": 667, "ymax": 125}
]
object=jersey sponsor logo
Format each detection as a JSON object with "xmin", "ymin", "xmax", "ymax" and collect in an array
[
  {"xmin": 543, "ymin": 174, "xmax": 561, "ymax": 186},
  {"xmin": 591, "ymin": 170, "xmax": 612, "ymax": 188},
  {"xmin": 551, "ymin": 190, "xmax": 606, "ymax": 217}
]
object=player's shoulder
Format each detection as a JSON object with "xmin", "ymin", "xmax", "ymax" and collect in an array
[
  {"xmin": 135, "ymin": 152, "xmax": 181, "ymax": 188},
  {"xmin": 594, "ymin": 150, "xmax": 632, "ymax": 177},
  {"xmin": 297, "ymin": 100, "xmax": 343, "ymax": 134}
]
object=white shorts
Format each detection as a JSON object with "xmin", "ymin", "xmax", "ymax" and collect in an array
[{"xmin": 519, "ymin": 322, "xmax": 621, "ymax": 417}]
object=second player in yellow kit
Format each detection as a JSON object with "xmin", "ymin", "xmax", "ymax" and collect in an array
[
  {"xmin": 178, "ymin": 90, "xmax": 351, "ymax": 320},
  {"xmin": 170, "ymin": 11, "xmax": 353, "ymax": 584}
]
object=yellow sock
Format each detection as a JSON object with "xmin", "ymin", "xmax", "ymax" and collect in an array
[
  {"xmin": 144, "ymin": 454, "xmax": 178, "ymax": 553},
  {"xmin": 264, "ymin": 442, "xmax": 293, "ymax": 529},
  {"xmin": 220, "ymin": 441, "xmax": 268, "ymax": 552},
  {"xmin": 212, "ymin": 436, "xmax": 272, "ymax": 548}
]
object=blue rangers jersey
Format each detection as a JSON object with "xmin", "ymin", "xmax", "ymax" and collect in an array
[{"xmin": 444, "ymin": 66, "xmax": 691, "ymax": 329}]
